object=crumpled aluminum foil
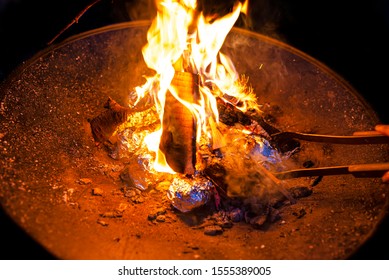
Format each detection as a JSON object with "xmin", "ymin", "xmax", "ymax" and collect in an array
[
  {"xmin": 167, "ymin": 176, "xmax": 213, "ymax": 213},
  {"xmin": 119, "ymin": 155, "xmax": 156, "ymax": 191}
]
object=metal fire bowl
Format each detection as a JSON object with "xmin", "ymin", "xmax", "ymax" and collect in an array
[{"xmin": 1, "ymin": 21, "xmax": 388, "ymax": 260}]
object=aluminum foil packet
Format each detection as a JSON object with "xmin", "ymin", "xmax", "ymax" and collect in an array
[{"xmin": 167, "ymin": 176, "xmax": 213, "ymax": 213}]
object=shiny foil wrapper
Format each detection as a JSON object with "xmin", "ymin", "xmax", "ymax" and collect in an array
[{"xmin": 167, "ymin": 176, "xmax": 213, "ymax": 213}]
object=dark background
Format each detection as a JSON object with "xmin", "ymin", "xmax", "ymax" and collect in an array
[{"xmin": 0, "ymin": 0, "xmax": 388, "ymax": 259}]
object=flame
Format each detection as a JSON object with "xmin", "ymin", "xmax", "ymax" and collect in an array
[{"xmin": 132, "ymin": 0, "xmax": 259, "ymax": 173}]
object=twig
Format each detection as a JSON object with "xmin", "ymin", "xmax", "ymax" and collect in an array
[{"xmin": 47, "ymin": 0, "xmax": 102, "ymax": 45}]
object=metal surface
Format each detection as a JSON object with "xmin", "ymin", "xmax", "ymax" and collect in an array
[
  {"xmin": 274, "ymin": 162, "xmax": 389, "ymax": 179},
  {"xmin": 271, "ymin": 131, "xmax": 389, "ymax": 145},
  {"xmin": 1, "ymin": 21, "xmax": 389, "ymax": 260}
]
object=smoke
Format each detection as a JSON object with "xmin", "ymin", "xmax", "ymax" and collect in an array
[{"xmin": 217, "ymin": 128, "xmax": 294, "ymax": 208}]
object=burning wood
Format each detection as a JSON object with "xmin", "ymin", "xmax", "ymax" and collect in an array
[
  {"xmin": 217, "ymin": 97, "xmax": 300, "ymax": 153},
  {"xmin": 159, "ymin": 71, "xmax": 198, "ymax": 174},
  {"xmin": 89, "ymin": 96, "xmax": 297, "ymax": 153},
  {"xmin": 88, "ymin": 97, "xmax": 131, "ymax": 145},
  {"xmin": 88, "ymin": 97, "xmax": 157, "ymax": 146},
  {"xmin": 88, "ymin": 0, "xmax": 305, "ymax": 220}
]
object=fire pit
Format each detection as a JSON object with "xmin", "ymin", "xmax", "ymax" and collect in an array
[{"xmin": 0, "ymin": 20, "xmax": 388, "ymax": 260}]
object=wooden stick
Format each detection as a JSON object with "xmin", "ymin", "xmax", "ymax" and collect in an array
[{"xmin": 47, "ymin": 0, "xmax": 102, "ymax": 45}]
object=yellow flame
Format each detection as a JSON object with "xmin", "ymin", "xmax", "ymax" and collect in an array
[
  {"xmin": 144, "ymin": 129, "xmax": 176, "ymax": 174},
  {"xmin": 133, "ymin": 0, "xmax": 258, "ymax": 172}
]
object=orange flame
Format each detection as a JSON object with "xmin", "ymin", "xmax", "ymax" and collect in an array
[{"xmin": 132, "ymin": 0, "xmax": 259, "ymax": 173}]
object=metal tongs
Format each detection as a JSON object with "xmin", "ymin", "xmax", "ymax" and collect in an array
[{"xmin": 271, "ymin": 130, "xmax": 389, "ymax": 179}]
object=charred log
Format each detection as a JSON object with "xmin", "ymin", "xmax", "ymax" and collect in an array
[{"xmin": 216, "ymin": 98, "xmax": 300, "ymax": 153}]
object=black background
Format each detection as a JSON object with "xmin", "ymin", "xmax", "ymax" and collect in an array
[{"xmin": 0, "ymin": 0, "xmax": 388, "ymax": 260}]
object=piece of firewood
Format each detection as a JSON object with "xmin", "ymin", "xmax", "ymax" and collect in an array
[
  {"xmin": 216, "ymin": 97, "xmax": 300, "ymax": 153},
  {"xmin": 88, "ymin": 97, "xmax": 131, "ymax": 145},
  {"xmin": 159, "ymin": 71, "xmax": 198, "ymax": 175}
]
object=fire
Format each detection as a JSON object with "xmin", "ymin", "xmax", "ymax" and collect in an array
[{"xmin": 131, "ymin": 0, "xmax": 260, "ymax": 174}]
